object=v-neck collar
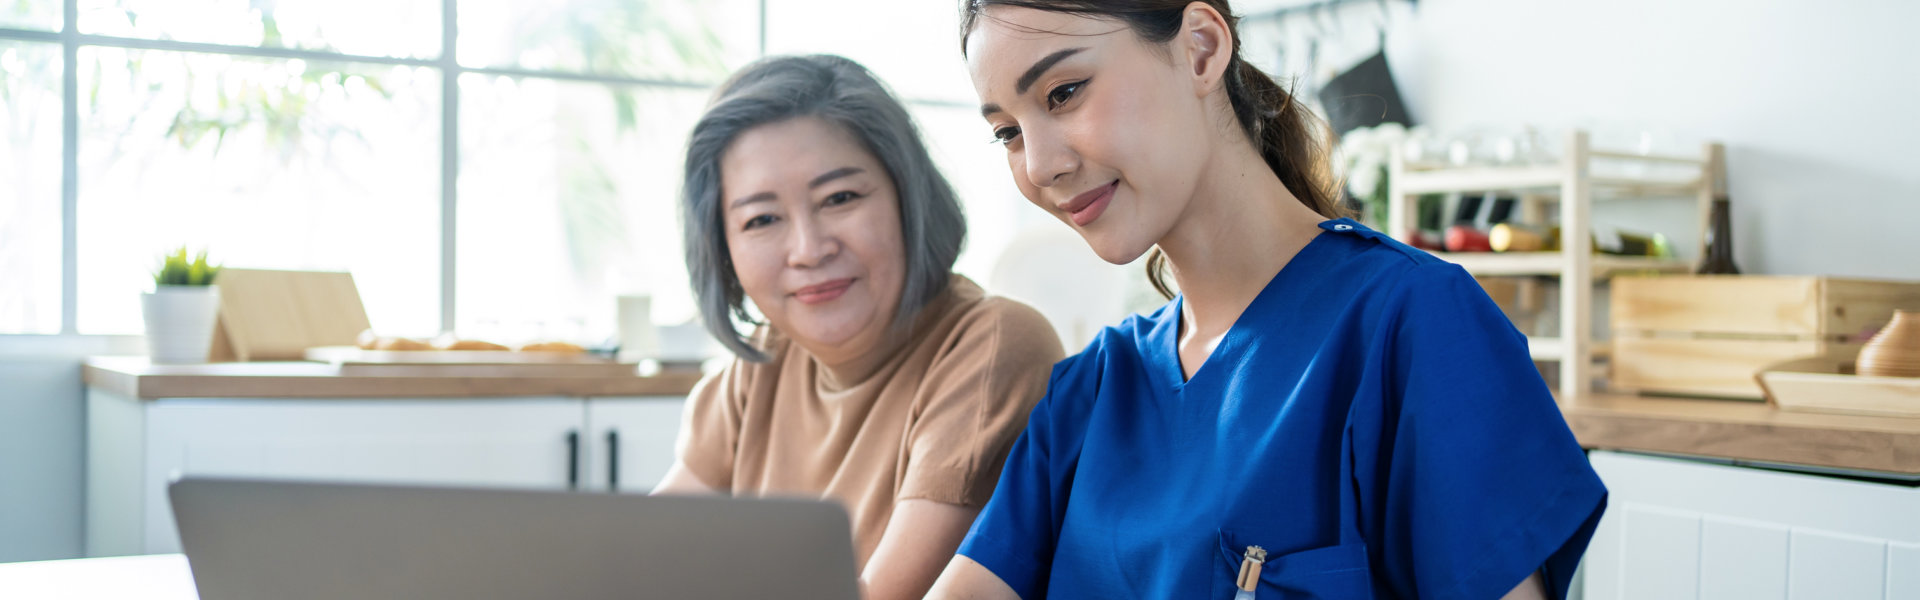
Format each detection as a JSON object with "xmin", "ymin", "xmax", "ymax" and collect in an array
[{"xmin": 1144, "ymin": 218, "xmax": 1357, "ymax": 393}]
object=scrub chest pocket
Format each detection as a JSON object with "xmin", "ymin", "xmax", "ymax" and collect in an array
[{"xmin": 1215, "ymin": 529, "xmax": 1374, "ymax": 599}]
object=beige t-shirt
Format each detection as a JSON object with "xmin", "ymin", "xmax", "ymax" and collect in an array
[{"xmin": 675, "ymin": 275, "xmax": 1065, "ymax": 566}]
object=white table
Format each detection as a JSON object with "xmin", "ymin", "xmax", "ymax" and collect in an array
[{"xmin": 0, "ymin": 554, "xmax": 198, "ymax": 600}]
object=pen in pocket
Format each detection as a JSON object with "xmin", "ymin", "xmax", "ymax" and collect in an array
[{"xmin": 1234, "ymin": 545, "xmax": 1266, "ymax": 600}]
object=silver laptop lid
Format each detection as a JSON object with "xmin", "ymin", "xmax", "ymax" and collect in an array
[{"xmin": 169, "ymin": 477, "xmax": 860, "ymax": 600}]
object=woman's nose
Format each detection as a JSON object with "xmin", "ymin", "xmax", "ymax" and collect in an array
[
  {"xmin": 1022, "ymin": 126, "xmax": 1078, "ymax": 188},
  {"xmin": 786, "ymin": 213, "xmax": 840, "ymax": 269}
]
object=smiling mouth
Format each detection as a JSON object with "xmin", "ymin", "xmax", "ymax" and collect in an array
[
  {"xmin": 1059, "ymin": 180, "xmax": 1118, "ymax": 227},
  {"xmin": 793, "ymin": 278, "xmax": 856, "ymax": 305}
]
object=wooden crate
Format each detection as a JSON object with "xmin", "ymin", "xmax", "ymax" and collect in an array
[{"xmin": 1610, "ymin": 275, "xmax": 1920, "ymax": 399}]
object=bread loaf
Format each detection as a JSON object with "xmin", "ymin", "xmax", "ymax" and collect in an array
[
  {"xmin": 373, "ymin": 337, "xmax": 432, "ymax": 351},
  {"xmin": 443, "ymin": 339, "xmax": 510, "ymax": 351},
  {"xmin": 518, "ymin": 341, "xmax": 586, "ymax": 354}
]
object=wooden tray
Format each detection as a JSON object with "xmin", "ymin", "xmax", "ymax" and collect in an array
[
  {"xmin": 1757, "ymin": 355, "xmax": 1920, "ymax": 418},
  {"xmin": 305, "ymin": 346, "xmax": 613, "ymax": 365},
  {"xmin": 332, "ymin": 363, "xmax": 641, "ymax": 378}
]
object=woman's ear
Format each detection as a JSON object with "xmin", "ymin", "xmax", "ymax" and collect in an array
[{"xmin": 1179, "ymin": 1, "xmax": 1234, "ymax": 98}]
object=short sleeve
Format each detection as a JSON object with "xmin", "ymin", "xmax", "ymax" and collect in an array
[
  {"xmin": 899, "ymin": 300, "xmax": 1065, "ymax": 506},
  {"xmin": 674, "ymin": 359, "xmax": 750, "ymax": 489},
  {"xmin": 956, "ymin": 336, "xmax": 1108, "ymax": 599},
  {"xmin": 1362, "ymin": 263, "xmax": 1608, "ymax": 600}
]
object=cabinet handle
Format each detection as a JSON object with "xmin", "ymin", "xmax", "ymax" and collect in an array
[
  {"xmin": 566, "ymin": 430, "xmax": 580, "ymax": 490},
  {"xmin": 607, "ymin": 429, "xmax": 621, "ymax": 493}
]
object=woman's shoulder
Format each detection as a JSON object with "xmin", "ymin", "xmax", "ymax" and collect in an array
[
  {"xmin": 1315, "ymin": 219, "xmax": 1451, "ymax": 279},
  {"xmin": 1038, "ymin": 299, "xmax": 1173, "ymax": 389},
  {"xmin": 1302, "ymin": 219, "xmax": 1489, "ymax": 314},
  {"xmin": 938, "ymin": 276, "xmax": 1062, "ymax": 352}
]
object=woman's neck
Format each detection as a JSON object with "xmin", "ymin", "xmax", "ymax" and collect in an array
[
  {"xmin": 805, "ymin": 320, "xmax": 910, "ymax": 391},
  {"xmin": 1158, "ymin": 141, "xmax": 1328, "ymax": 349},
  {"xmin": 810, "ymin": 283, "xmax": 953, "ymax": 390}
]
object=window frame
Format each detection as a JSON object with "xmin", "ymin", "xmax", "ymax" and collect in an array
[
  {"xmin": 0, "ymin": 0, "xmax": 984, "ymax": 341},
  {"xmin": 0, "ymin": 0, "xmax": 753, "ymax": 338}
]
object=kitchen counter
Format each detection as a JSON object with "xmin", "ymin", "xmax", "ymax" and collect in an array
[
  {"xmin": 0, "ymin": 554, "xmax": 197, "ymax": 600},
  {"xmin": 85, "ymin": 357, "xmax": 697, "ymax": 556},
  {"xmin": 1562, "ymin": 392, "xmax": 1920, "ymax": 476},
  {"xmin": 83, "ymin": 356, "xmax": 704, "ymax": 399},
  {"xmin": 81, "ymin": 357, "xmax": 1919, "ymax": 475}
]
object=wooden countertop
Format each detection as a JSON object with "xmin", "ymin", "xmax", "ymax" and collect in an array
[
  {"xmin": 83, "ymin": 357, "xmax": 703, "ymax": 399},
  {"xmin": 81, "ymin": 357, "xmax": 1919, "ymax": 475},
  {"xmin": 1562, "ymin": 392, "xmax": 1920, "ymax": 476}
]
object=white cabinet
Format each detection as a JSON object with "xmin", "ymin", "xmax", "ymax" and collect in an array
[
  {"xmin": 1581, "ymin": 451, "xmax": 1920, "ymax": 600},
  {"xmin": 85, "ymin": 391, "xmax": 687, "ymax": 557},
  {"xmin": 583, "ymin": 396, "xmax": 687, "ymax": 494}
]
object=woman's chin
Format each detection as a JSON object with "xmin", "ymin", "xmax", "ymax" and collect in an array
[
  {"xmin": 1080, "ymin": 232, "xmax": 1152, "ymax": 266},
  {"xmin": 784, "ymin": 316, "xmax": 876, "ymax": 354}
]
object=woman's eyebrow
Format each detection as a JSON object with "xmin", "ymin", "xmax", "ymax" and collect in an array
[
  {"xmin": 729, "ymin": 192, "xmax": 774, "ymax": 210},
  {"xmin": 982, "ymin": 46, "xmax": 1090, "ymax": 118},
  {"xmin": 809, "ymin": 166, "xmax": 865, "ymax": 189},
  {"xmin": 1017, "ymin": 47, "xmax": 1088, "ymax": 94},
  {"xmin": 728, "ymin": 166, "xmax": 866, "ymax": 208}
]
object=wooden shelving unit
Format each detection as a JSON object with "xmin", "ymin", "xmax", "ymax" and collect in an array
[
  {"xmin": 1427, "ymin": 252, "xmax": 1691, "ymax": 278},
  {"xmin": 1387, "ymin": 130, "xmax": 1726, "ymax": 402}
]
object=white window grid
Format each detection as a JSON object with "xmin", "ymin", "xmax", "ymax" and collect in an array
[{"xmin": 0, "ymin": 0, "xmax": 980, "ymax": 339}]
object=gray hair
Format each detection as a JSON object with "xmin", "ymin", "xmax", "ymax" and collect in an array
[{"xmin": 681, "ymin": 54, "xmax": 968, "ymax": 362}]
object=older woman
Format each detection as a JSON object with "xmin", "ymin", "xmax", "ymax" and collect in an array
[{"xmin": 651, "ymin": 54, "xmax": 1065, "ymax": 600}]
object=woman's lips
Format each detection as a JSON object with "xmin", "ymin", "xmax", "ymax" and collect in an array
[
  {"xmin": 793, "ymin": 278, "xmax": 856, "ymax": 305},
  {"xmin": 1061, "ymin": 181, "xmax": 1117, "ymax": 227}
]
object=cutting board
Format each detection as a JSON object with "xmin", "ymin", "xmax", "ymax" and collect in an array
[
  {"xmin": 304, "ymin": 346, "xmax": 614, "ymax": 365},
  {"xmin": 304, "ymin": 346, "xmax": 635, "ymax": 377},
  {"xmin": 209, "ymin": 269, "xmax": 371, "ymax": 362}
]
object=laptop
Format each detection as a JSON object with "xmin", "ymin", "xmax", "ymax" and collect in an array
[{"xmin": 168, "ymin": 477, "xmax": 861, "ymax": 599}]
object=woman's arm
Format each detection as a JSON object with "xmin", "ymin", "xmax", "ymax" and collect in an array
[
  {"xmin": 1500, "ymin": 572, "xmax": 1548, "ymax": 600},
  {"xmin": 859, "ymin": 499, "xmax": 982, "ymax": 600},
  {"xmin": 649, "ymin": 462, "xmax": 720, "ymax": 495},
  {"xmin": 654, "ymin": 361, "xmax": 747, "ymax": 497},
  {"xmin": 924, "ymin": 554, "xmax": 1020, "ymax": 600}
]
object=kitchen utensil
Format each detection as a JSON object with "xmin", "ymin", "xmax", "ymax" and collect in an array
[{"xmin": 1858, "ymin": 310, "xmax": 1920, "ymax": 377}]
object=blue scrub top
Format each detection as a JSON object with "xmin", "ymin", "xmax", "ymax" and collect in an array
[{"xmin": 957, "ymin": 219, "xmax": 1608, "ymax": 600}]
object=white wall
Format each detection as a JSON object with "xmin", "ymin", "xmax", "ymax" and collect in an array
[
  {"xmin": 1384, "ymin": 0, "xmax": 1918, "ymax": 278},
  {"xmin": 0, "ymin": 360, "xmax": 83, "ymax": 563},
  {"xmin": 0, "ymin": 336, "xmax": 142, "ymax": 562}
]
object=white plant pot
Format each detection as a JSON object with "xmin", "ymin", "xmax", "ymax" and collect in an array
[{"xmin": 142, "ymin": 286, "xmax": 222, "ymax": 364}]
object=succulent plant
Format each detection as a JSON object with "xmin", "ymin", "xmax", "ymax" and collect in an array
[{"xmin": 153, "ymin": 247, "xmax": 222, "ymax": 287}]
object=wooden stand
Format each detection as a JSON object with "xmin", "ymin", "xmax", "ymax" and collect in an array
[
  {"xmin": 1387, "ymin": 129, "xmax": 1724, "ymax": 402},
  {"xmin": 208, "ymin": 269, "xmax": 371, "ymax": 362}
]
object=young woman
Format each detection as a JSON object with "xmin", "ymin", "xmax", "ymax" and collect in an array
[
  {"xmin": 651, "ymin": 54, "xmax": 1065, "ymax": 600},
  {"xmin": 928, "ymin": 2, "xmax": 1607, "ymax": 599}
]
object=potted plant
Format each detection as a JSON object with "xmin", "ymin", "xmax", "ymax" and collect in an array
[{"xmin": 142, "ymin": 248, "xmax": 223, "ymax": 364}]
